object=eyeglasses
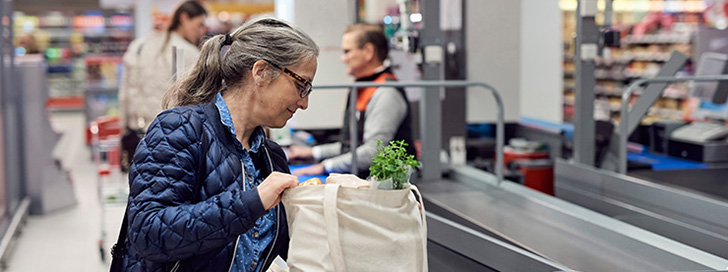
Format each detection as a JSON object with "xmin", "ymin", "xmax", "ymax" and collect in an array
[{"xmin": 264, "ymin": 60, "xmax": 313, "ymax": 98}]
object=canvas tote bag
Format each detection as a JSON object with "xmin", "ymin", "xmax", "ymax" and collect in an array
[{"xmin": 282, "ymin": 184, "xmax": 427, "ymax": 272}]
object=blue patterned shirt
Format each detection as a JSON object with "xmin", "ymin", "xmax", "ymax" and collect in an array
[{"xmin": 215, "ymin": 93, "xmax": 277, "ymax": 272}]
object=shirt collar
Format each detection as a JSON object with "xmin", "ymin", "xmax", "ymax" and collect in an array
[
  {"xmin": 214, "ymin": 93, "xmax": 266, "ymax": 153},
  {"xmin": 355, "ymin": 65, "xmax": 392, "ymax": 82}
]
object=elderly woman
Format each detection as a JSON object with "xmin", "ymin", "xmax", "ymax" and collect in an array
[{"xmin": 117, "ymin": 18, "xmax": 318, "ymax": 272}]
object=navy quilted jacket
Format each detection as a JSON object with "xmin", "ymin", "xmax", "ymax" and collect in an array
[{"xmin": 122, "ymin": 101, "xmax": 290, "ymax": 271}]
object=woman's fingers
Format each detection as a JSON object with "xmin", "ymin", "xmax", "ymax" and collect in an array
[{"xmin": 257, "ymin": 172, "xmax": 299, "ymax": 210}]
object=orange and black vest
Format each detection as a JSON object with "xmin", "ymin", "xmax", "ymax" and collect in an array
[{"xmin": 341, "ymin": 68, "xmax": 415, "ymax": 178}]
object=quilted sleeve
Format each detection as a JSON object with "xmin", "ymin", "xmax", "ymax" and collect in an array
[{"xmin": 126, "ymin": 110, "xmax": 266, "ymax": 263}]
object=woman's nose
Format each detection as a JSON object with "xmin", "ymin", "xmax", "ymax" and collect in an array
[{"xmin": 298, "ymin": 95, "xmax": 309, "ymax": 110}]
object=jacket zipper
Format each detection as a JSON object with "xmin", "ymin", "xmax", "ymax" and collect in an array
[
  {"xmin": 259, "ymin": 206, "xmax": 281, "ymax": 271},
  {"xmin": 169, "ymin": 261, "xmax": 180, "ymax": 272},
  {"xmin": 228, "ymin": 156, "xmax": 247, "ymax": 272},
  {"xmin": 259, "ymin": 145, "xmax": 280, "ymax": 271}
]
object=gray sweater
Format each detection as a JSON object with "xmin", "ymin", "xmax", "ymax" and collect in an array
[{"xmin": 312, "ymin": 87, "xmax": 408, "ymax": 173}]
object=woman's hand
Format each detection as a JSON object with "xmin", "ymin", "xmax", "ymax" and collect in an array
[
  {"xmin": 257, "ymin": 172, "xmax": 299, "ymax": 210},
  {"xmin": 292, "ymin": 163, "xmax": 325, "ymax": 176},
  {"xmin": 287, "ymin": 145, "xmax": 313, "ymax": 161}
]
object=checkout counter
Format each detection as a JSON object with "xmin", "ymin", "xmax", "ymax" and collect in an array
[
  {"xmin": 290, "ymin": 129, "xmax": 728, "ymax": 271},
  {"xmin": 289, "ymin": 161, "xmax": 728, "ymax": 271},
  {"xmin": 555, "ymin": 54, "xmax": 728, "ymax": 262},
  {"xmin": 303, "ymin": 80, "xmax": 728, "ymax": 271},
  {"xmin": 420, "ymin": 165, "xmax": 728, "ymax": 271},
  {"xmin": 548, "ymin": 112, "xmax": 728, "ymax": 262}
]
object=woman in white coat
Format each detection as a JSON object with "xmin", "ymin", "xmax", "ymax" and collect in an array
[{"xmin": 118, "ymin": 0, "xmax": 207, "ymax": 170}]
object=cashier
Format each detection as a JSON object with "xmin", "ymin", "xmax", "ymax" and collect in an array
[{"xmin": 288, "ymin": 23, "xmax": 415, "ymax": 178}]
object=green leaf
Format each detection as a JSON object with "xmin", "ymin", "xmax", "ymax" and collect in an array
[{"xmin": 369, "ymin": 139, "xmax": 420, "ymax": 188}]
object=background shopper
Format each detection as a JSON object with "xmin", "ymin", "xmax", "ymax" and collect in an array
[{"xmin": 118, "ymin": 0, "xmax": 207, "ymax": 171}]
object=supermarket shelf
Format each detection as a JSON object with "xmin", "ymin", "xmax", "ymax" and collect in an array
[
  {"xmin": 206, "ymin": 2, "xmax": 275, "ymax": 14},
  {"xmin": 17, "ymin": 12, "xmax": 131, "ymax": 118},
  {"xmin": 623, "ymin": 34, "xmax": 692, "ymax": 45},
  {"xmin": 561, "ymin": 1, "xmax": 700, "ymax": 124},
  {"xmin": 47, "ymin": 65, "xmax": 72, "ymax": 74},
  {"xmin": 47, "ymin": 96, "xmax": 84, "ymax": 111}
]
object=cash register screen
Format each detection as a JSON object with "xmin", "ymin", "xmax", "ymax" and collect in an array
[{"xmin": 695, "ymin": 100, "xmax": 728, "ymax": 120}]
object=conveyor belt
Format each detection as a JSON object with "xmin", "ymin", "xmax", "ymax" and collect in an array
[
  {"xmin": 422, "ymin": 165, "xmax": 728, "ymax": 272},
  {"xmin": 556, "ymin": 159, "xmax": 728, "ymax": 261},
  {"xmin": 631, "ymin": 168, "xmax": 728, "ymax": 201}
]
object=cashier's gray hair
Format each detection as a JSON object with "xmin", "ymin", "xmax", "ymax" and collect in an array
[{"xmin": 162, "ymin": 17, "xmax": 319, "ymax": 109}]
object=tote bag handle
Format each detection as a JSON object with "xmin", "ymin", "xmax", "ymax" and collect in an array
[
  {"xmin": 323, "ymin": 184, "xmax": 347, "ymax": 272},
  {"xmin": 410, "ymin": 185, "xmax": 428, "ymax": 270}
]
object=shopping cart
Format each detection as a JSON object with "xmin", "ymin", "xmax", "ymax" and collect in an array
[{"xmin": 89, "ymin": 115, "xmax": 125, "ymax": 262}]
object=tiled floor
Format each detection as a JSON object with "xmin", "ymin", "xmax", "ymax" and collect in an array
[{"xmin": 3, "ymin": 112, "xmax": 123, "ymax": 272}]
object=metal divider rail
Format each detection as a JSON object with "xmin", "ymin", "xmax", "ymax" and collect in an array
[{"xmin": 312, "ymin": 80, "xmax": 505, "ymax": 185}]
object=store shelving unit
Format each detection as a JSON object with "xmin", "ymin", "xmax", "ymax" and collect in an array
[
  {"xmin": 14, "ymin": 11, "xmax": 132, "ymax": 113},
  {"xmin": 561, "ymin": 0, "xmax": 703, "ymax": 125}
]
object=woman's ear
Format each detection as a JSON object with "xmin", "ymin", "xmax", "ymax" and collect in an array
[
  {"xmin": 180, "ymin": 13, "xmax": 190, "ymax": 25},
  {"xmin": 251, "ymin": 60, "xmax": 270, "ymax": 86}
]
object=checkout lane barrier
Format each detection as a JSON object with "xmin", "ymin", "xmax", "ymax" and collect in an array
[
  {"xmin": 312, "ymin": 80, "xmax": 505, "ymax": 186},
  {"xmin": 618, "ymin": 75, "xmax": 728, "ymax": 174}
]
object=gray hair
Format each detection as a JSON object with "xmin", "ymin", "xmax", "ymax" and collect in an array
[{"xmin": 162, "ymin": 17, "xmax": 319, "ymax": 109}]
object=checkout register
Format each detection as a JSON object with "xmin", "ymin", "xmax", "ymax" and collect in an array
[
  {"xmin": 627, "ymin": 52, "xmax": 728, "ymax": 201},
  {"xmin": 664, "ymin": 52, "xmax": 728, "ymax": 163}
]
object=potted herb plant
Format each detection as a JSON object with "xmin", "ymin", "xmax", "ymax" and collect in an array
[{"xmin": 369, "ymin": 140, "xmax": 421, "ymax": 190}]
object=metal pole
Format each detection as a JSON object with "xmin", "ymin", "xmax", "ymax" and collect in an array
[
  {"xmin": 171, "ymin": 46, "xmax": 177, "ymax": 82},
  {"xmin": 618, "ymin": 75, "xmax": 728, "ymax": 174},
  {"xmin": 314, "ymin": 80, "xmax": 505, "ymax": 186},
  {"xmin": 351, "ymin": 0, "xmax": 359, "ymax": 23},
  {"xmin": 494, "ymin": 92, "xmax": 504, "ymax": 186},
  {"xmin": 604, "ymin": 0, "xmax": 613, "ymax": 27},
  {"xmin": 420, "ymin": 0, "xmax": 443, "ymax": 181},
  {"xmin": 573, "ymin": 0, "xmax": 599, "ymax": 166},
  {"xmin": 349, "ymin": 87, "xmax": 358, "ymax": 176},
  {"xmin": 175, "ymin": 47, "xmax": 184, "ymax": 81}
]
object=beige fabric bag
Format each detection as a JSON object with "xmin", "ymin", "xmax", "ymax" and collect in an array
[{"xmin": 282, "ymin": 184, "xmax": 427, "ymax": 272}]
